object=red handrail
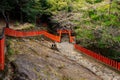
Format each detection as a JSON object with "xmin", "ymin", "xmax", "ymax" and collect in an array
[
  {"xmin": 74, "ymin": 44, "xmax": 120, "ymax": 71},
  {"xmin": 5, "ymin": 28, "xmax": 60, "ymax": 42}
]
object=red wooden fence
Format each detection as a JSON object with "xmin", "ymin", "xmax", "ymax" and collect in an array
[
  {"xmin": 0, "ymin": 28, "xmax": 75, "ymax": 70},
  {"xmin": 0, "ymin": 28, "xmax": 120, "ymax": 71},
  {"xmin": 5, "ymin": 28, "xmax": 75, "ymax": 43},
  {"xmin": 5, "ymin": 28, "xmax": 60, "ymax": 42},
  {"xmin": 0, "ymin": 36, "xmax": 5, "ymax": 70},
  {"xmin": 74, "ymin": 44, "xmax": 120, "ymax": 70}
]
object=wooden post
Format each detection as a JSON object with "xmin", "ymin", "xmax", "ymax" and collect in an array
[{"xmin": 0, "ymin": 37, "xmax": 5, "ymax": 70}]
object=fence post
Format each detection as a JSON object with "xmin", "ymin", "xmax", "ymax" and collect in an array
[
  {"xmin": 117, "ymin": 62, "xmax": 120, "ymax": 70},
  {"xmin": 115, "ymin": 61, "xmax": 118, "ymax": 70},
  {"xmin": 0, "ymin": 37, "xmax": 5, "ymax": 70}
]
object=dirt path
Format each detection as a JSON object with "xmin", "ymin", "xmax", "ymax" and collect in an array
[{"xmin": 56, "ymin": 42, "xmax": 120, "ymax": 80}]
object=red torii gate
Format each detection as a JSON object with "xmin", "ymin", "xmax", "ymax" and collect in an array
[{"xmin": 57, "ymin": 29, "xmax": 75, "ymax": 43}]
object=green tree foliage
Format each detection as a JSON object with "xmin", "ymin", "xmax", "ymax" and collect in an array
[
  {"xmin": 74, "ymin": 0, "xmax": 120, "ymax": 60},
  {"xmin": 0, "ymin": 0, "xmax": 42, "ymax": 22},
  {"xmin": 20, "ymin": 0, "xmax": 41, "ymax": 22},
  {"xmin": 39, "ymin": 0, "xmax": 73, "ymax": 14},
  {"xmin": 86, "ymin": 0, "xmax": 103, "ymax": 4}
]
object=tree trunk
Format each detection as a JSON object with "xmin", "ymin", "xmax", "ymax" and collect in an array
[
  {"xmin": 2, "ymin": 11, "xmax": 9, "ymax": 28},
  {"xmin": 109, "ymin": 0, "xmax": 113, "ymax": 15},
  {"xmin": 20, "ymin": 8, "xmax": 23, "ymax": 24}
]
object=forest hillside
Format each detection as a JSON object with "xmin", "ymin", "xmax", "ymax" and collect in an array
[{"xmin": 0, "ymin": 0, "xmax": 120, "ymax": 60}]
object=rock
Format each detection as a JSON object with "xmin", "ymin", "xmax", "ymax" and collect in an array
[
  {"xmin": 102, "ymin": 74, "xmax": 111, "ymax": 80},
  {"xmin": 113, "ymin": 76, "xmax": 120, "ymax": 80},
  {"xmin": 96, "ymin": 71, "xmax": 103, "ymax": 76},
  {"xmin": 91, "ymin": 66, "xmax": 97, "ymax": 72},
  {"xmin": 5, "ymin": 39, "xmax": 120, "ymax": 80}
]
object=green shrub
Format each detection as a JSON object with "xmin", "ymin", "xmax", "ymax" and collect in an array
[
  {"xmin": 86, "ymin": 0, "xmax": 103, "ymax": 4},
  {"xmin": 14, "ymin": 21, "xmax": 20, "ymax": 26},
  {"xmin": 6, "ymin": 39, "xmax": 15, "ymax": 56}
]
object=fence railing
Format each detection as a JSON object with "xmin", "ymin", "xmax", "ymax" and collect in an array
[
  {"xmin": 1, "ymin": 27, "xmax": 75, "ymax": 70},
  {"xmin": 5, "ymin": 28, "xmax": 60, "ymax": 42},
  {"xmin": 0, "ymin": 28, "xmax": 62, "ymax": 70},
  {"xmin": 74, "ymin": 44, "xmax": 120, "ymax": 71},
  {"xmin": 0, "ymin": 27, "xmax": 119, "ymax": 71},
  {"xmin": 0, "ymin": 28, "xmax": 5, "ymax": 70}
]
